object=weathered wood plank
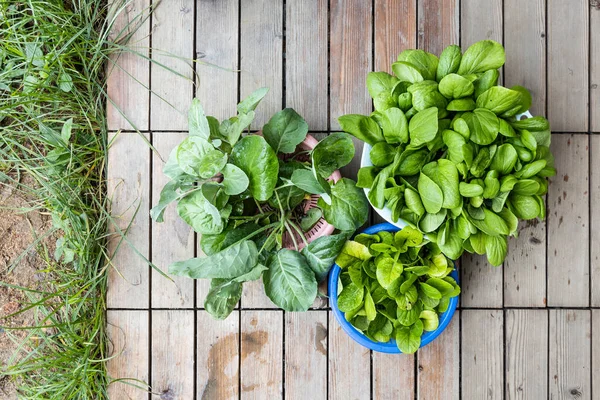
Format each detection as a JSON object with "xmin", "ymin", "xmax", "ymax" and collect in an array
[
  {"xmin": 547, "ymin": 0, "xmax": 589, "ymax": 132},
  {"xmin": 240, "ymin": 0, "xmax": 283, "ymax": 129},
  {"xmin": 504, "ymin": 220, "xmax": 547, "ymax": 307},
  {"xmin": 330, "ymin": 0, "xmax": 372, "ymax": 133},
  {"xmin": 459, "ymin": 0, "xmax": 504, "ymax": 308},
  {"xmin": 196, "ymin": 310, "xmax": 240, "ymax": 400},
  {"xmin": 107, "ymin": 132, "xmax": 149, "ymax": 309},
  {"xmin": 460, "ymin": 253, "xmax": 503, "ymax": 308},
  {"xmin": 505, "ymin": 309, "xmax": 548, "ymax": 399},
  {"xmin": 285, "ymin": 0, "xmax": 328, "ymax": 130},
  {"xmin": 461, "ymin": 310, "xmax": 504, "ymax": 400},
  {"xmin": 240, "ymin": 310, "xmax": 283, "ymax": 399},
  {"xmin": 107, "ymin": 0, "xmax": 150, "ymax": 131},
  {"xmin": 242, "ymin": 278, "xmax": 275, "ymax": 308},
  {"xmin": 374, "ymin": 0, "xmax": 417, "ymax": 72},
  {"xmin": 150, "ymin": 0, "xmax": 193, "ymax": 130},
  {"xmin": 417, "ymin": 310, "xmax": 459, "ymax": 400},
  {"xmin": 196, "ymin": 0, "xmax": 239, "ymax": 121},
  {"xmin": 151, "ymin": 311, "xmax": 194, "ymax": 399},
  {"xmin": 152, "ymin": 133, "xmax": 194, "ymax": 308},
  {"xmin": 593, "ymin": 136, "xmax": 600, "ymax": 306},
  {"xmin": 107, "ymin": 311, "xmax": 149, "ymax": 399},
  {"xmin": 593, "ymin": 310, "xmax": 600, "ymax": 398},
  {"xmin": 328, "ymin": 311, "xmax": 370, "ymax": 400},
  {"xmin": 373, "ymin": 351, "xmax": 414, "ymax": 400},
  {"xmin": 593, "ymin": 6, "xmax": 600, "ymax": 133},
  {"xmin": 504, "ymin": 0, "xmax": 546, "ymax": 116},
  {"xmin": 548, "ymin": 134, "xmax": 590, "ymax": 307},
  {"xmin": 285, "ymin": 312, "xmax": 328, "ymax": 400},
  {"xmin": 417, "ymin": 0, "xmax": 459, "ymax": 55},
  {"xmin": 549, "ymin": 310, "xmax": 591, "ymax": 400}
]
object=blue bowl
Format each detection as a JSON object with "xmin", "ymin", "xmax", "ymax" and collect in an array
[{"xmin": 328, "ymin": 222, "xmax": 459, "ymax": 354}]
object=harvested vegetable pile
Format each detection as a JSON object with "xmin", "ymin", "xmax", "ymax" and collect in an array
[
  {"xmin": 335, "ymin": 226, "xmax": 460, "ymax": 353},
  {"xmin": 340, "ymin": 40, "xmax": 555, "ymax": 266}
]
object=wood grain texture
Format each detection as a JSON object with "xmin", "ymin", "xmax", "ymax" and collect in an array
[
  {"xmin": 460, "ymin": 0, "xmax": 503, "ymax": 44},
  {"xmin": 196, "ymin": 311, "xmax": 240, "ymax": 400},
  {"xmin": 592, "ymin": 136, "xmax": 600, "ymax": 306},
  {"xmin": 460, "ymin": 253, "xmax": 503, "ymax": 308},
  {"xmin": 374, "ymin": 0, "xmax": 417, "ymax": 71},
  {"xmin": 151, "ymin": 311, "xmax": 194, "ymax": 399},
  {"xmin": 504, "ymin": 0, "xmax": 547, "ymax": 116},
  {"xmin": 593, "ymin": 310, "xmax": 600, "ymax": 399},
  {"xmin": 547, "ymin": 134, "xmax": 589, "ymax": 307},
  {"xmin": 284, "ymin": 312, "xmax": 328, "ymax": 400},
  {"xmin": 107, "ymin": 132, "xmax": 149, "ymax": 309},
  {"xmin": 549, "ymin": 310, "xmax": 591, "ymax": 400},
  {"xmin": 241, "ymin": 279, "xmax": 276, "ymax": 309},
  {"xmin": 461, "ymin": 310, "xmax": 504, "ymax": 400},
  {"xmin": 373, "ymin": 352, "xmax": 414, "ymax": 400},
  {"xmin": 107, "ymin": 0, "xmax": 150, "ymax": 131},
  {"xmin": 150, "ymin": 0, "xmax": 193, "ymax": 130},
  {"xmin": 417, "ymin": 310, "xmax": 459, "ymax": 400},
  {"xmin": 328, "ymin": 311, "xmax": 370, "ymax": 400},
  {"xmin": 593, "ymin": 6, "xmax": 600, "ymax": 133},
  {"xmin": 547, "ymin": 0, "xmax": 589, "ymax": 132},
  {"xmin": 417, "ymin": 0, "xmax": 459, "ymax": 55},
  {"xmin": 285, "ymin": 0, "xmax": 328, "ymax": 130},
  {"xmin": 505, "ymin": 310, "xmax": 548, "ymax": 399},
  {"xmin": 196, "ymin": 0, "xmax": 239, "ymax": 120},
  {"xmin": 504, "ymin": 220, "xmax": 547, "ymax": 307},
  {"xmin": 240, "ymin": 0, "xmax": 283, "ymax": 129},
  {"xmin": 240, "ymin": 310, "xmax": 283, "ymax": 399},
  {"xmin": 330, "ymin": 0, "xmax": 372, "ymax": 132},
  {"xmin": 107, "ymin": 311, "xmax": 149, "ymax": 399},
  {"xmin": 152, "ymin": 133, "xmax": 194, "ymax": 308}
]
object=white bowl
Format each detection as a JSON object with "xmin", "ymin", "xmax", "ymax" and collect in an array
[{"xmin": 360, "ymin": 111, "xmax": 533, "ymax": 228}]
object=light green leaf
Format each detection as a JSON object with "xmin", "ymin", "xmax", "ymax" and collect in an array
[
  {"xmin": 263, "ymin": 108, "xmax": 308, "ymax": 153},
  {"xmin": 230, "ymin": 135, "xmax": 279, "ymax": 201},
  {"xmin": 408, "ymin": 107, "xmax": 439, "ymax": 147},
  {"xmin": 188, "ymin": 98, "xmax": 211, "ymax": 139},
  {"xmin": 457, "ymin": 39, "xmax": 505, "ymax": 75},
  {"xmin": 462, "ymin": 108, "xmax": 500, "ymax": 145},
  {"xmin": 221, "ymin": 164, "xmax": 250, "ymax": 195},
  {"xmin": 312, "ymin": 132, "xmax": 355, "ymax": 177},
  {"xmin": 302, "ymin": 231, "xmax": 352, "ymax": 282},
  {"xmin": 418, "ymin": 171, "xmax": 443, "ymax": 214},
  {"xmin": 381, "ymin": 107, "xmax": 408, "ymax": 144},
  {"xmin": 420, "ymin": 309, "xmax": 439, "ymax": 331},
  {"xmin": 367, "ymin": 71, "xmax": 400, "ymax": 98},
  {"xmin": 438, "ymin": 73, "xmax": 474, "ymax": 99},
  {"xmin": 392, "ymin": 61, "xmax": 424, "ymax": 83},
  {"xmin": 338, "ymin": 114, "xmax": 384, "ymax": 145},
  {"xmin": 237, "ymin": 87, "xmax": 269, "ymax": 114},
  {"xmin": 176, "ymin": 190, "xmax": 229, "ymax": 234},
  {"xmin": 395, "ymin": 320, "xmax": 423, "ymax": 354},
  {"xmin": 204, "ymin": 279, "xmax": 242, "ymax": 320},
  {"xmin": 338, "ymin": 282, "xmax": 364, "ymax": 312}
]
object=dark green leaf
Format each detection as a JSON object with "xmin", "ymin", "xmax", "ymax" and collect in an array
[
  {"xmin": 230, "ymin": 135, "xmax": 279, "ymax": 201},
  {"xmin": 263, "ymin": 108, "xmax": 308, "ymax": 153}
]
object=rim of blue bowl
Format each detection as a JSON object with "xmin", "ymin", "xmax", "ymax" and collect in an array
[{"xmin": 328, "ymin": 222, "xmax": 459, "ymax": 354}]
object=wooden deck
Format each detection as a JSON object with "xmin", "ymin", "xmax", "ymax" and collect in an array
[{"xmin": 106, "ymin": 1, "xmax": 599, "ymax": 399}]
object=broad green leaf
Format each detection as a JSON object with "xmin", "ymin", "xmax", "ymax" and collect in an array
[
  {"xmin": 438, "ymin": 73, "xmax": 475, "ymax": 99},
  {"xmin": 200, "ymin": 222, "xmax": 260, "ymax": 256},
  {"xmin": 373, "ymin": 91, "xmax": 398, "ymax": 111},
  {"xmin": 420, "ymin": 309, "xmax": 439, "ymax": 331},
  {"xmin": 357, "ymin": 166, "xmax": 379, "ymax": 189},
  {"xmin": 512, "ymin": 179, "xmax": 541, "ymax": 196},
  {"xmin": 419, "ymin": 209, "xmax": 447, "ymax": 233},
  {"xmin": 419, "ymin": 282, "xmax": 442, "ymax": 299},
  {"xmin": 405, "ymin": 187, "xmax": 425, "ymax": 217},
  {"xmin": 170, "ymin": 240, "xmax": 258, "ymax": 279},
  {"xmin": 473, "ymin": 69, "xmax": 500, "ymax": 98},
  {"xmin": 418, "ymin": 171, "xmax": 443, "ymax": 214},
  {"xmin": 462, "ymin": 108, "xmax": 499, "ymax": 145},
  {"xmin": 381, "ymin": 107, "xmax": 408, "ymax": 144},
  {"xmin": 508, "ymin": 194, "xmax": 541, "ymax": 220},
  {"xmin": 263, "ymin": 108, "xmax": 308, "ymax": 153},
  {"xmin": 425, "ymin": 277, "xmax": 455, "ymax": 296},
  {"xmin": 437, "ymin": 159, "xmax": 461, "ymax": 209},
  {"xmin": 300, "ymin": 208, "xmax": 323, "ymax": 232},
  {"xmin": 219, "ymin": 112, "xmax": 254, "ymax": 145},
  {"xmin": 490, "ymin": 143, "xmax": 518, "ymax": 175},
  {"xmin": 457, "ymin": 39, "xmax": 505, "ymax": 75},
  {"xmin": 395, "ymin": 320, "xmax": 423, "ymax": 354},
  {"xmin": 335, "ymin": 240, "xmax": 372, "ymax": 268},
  {"xmin": 291, "ymin": 169, "xmax": 325, "ymax": 194},
  {"xmin": 485, "ymin": 235, "xmax": 507, "ymax": 266},
  {"xmin": 338, "ymin": 282, "xmax": 364, "ymax": 312},
  {"xmin": 319, "ymin": 178, "xmax": 369, "ymax": 230},
  {"xmin": 302, "ymin": 231, "xmax": 352, "ymax": 282},
  {"xmin": 237, "ymin": 87, "xmax": 269, "ymax": 114},
  {"xmin": 177, "ymin": 136, "xmax": 226, "ymax": 178},
  {"xmin": 447, "ymin": 98, "xmax": 476, "ymax": 111},
  {"xmin": 510, "ymin": 116, "xmax": 550, "ymax": 132},
  {"xmin": 392, "ymin": 61, "xmax": 424, "ymax": 83},
  {"xmin": 188, "ymin": 98, "xmax": 211, "ymax": 139},
  {"xmin": 408, "ymin": 107, "xmax": 439, "ymax": 147},
  {"xmin": 364, "ymin": 291, "xmax": 377, "ymax": 321},
  {"xmin": 515, "ymin": 159, "xmax": 546, "ymax": 179},
  {"xmin": 510, "ymin": 85, "xmax": 533, "ymax": 114},
  {"xmin": 150, "ymin": 180, "xmax": 180, "ymax": 222},
  {"xmin": 397, "ymin": 301, "xmax": 422, "ymax": 326},
  {"xmin": 398, "ymin": 49, "xmax": 439, "ymax": 81},
  {"xmin": 367, "ymin": 71, "xmax": 400, "ymax": 98},
  {"xmin": 375, "ymin": 254, "xmax": 403, "ymax": 289},
  {"xmin": 177, "ymin": 190, "xmax": 229, "ymax": 234},
  {"xmin": 394, "ymin": 149, "xmax": 428, "ymax": 176},
  {"xmin": 230, "ymin": 135, "xmax": 279, "ymax": 201},
  {"xmin": 469, "ymin": 208, "xmax": 510, "ymax": 236},
  {"xmin": 476, "ymin": 86, "xmax": 522, "ymax": 115},
  {"xmin": 436, "ymin": 44, "xmax": 462, "ymax": 81},
  {"xmin": 221, "ymin": 164, "xmax": 249, "ymax": 195},
  {"xmin": 338, "ymin": 114, "xmax": 384, "ymax": 145},
  {"xmin": 370, "ymin": 142, "xmax": 396, "ymax": 167},
  {"xmin": 312, "ymin": 132, "xmax": 355, "ymax": 177},
  {"xmin": 264, "ymin": 249, "xmax": 318, "ymax": 311},
  {"xmin": 204, "ymin": 279, "xmax": 242, "ymax": 320}
]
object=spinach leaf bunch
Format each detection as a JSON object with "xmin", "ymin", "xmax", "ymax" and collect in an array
[
  {"xmin": 335, "ymin": 226, "xmax": 460, "ymax": 353},
  {"xmin": 151, "ymin": 88, "xmax": 368, "ymax": 319},
  {"xmin": 339, "ymin": 40, "xmax": 556, "ymax": 266}
]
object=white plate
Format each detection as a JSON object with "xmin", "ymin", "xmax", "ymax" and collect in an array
[{"xmin": 360, "ymin": 110, "xmax": 533, "ymax": 228}]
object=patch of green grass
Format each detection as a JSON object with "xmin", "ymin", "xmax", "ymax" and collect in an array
[{"xmin": 0, "ymin": 1, "xmax": 150, "ymax": 398}]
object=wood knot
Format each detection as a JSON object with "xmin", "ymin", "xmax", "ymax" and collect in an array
[{"xmin": 160, "ymin": 388, "xmax": 175, "ymax": 400}]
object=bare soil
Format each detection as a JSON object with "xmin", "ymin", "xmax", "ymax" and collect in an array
[{"xmin": 0, "ymin": 180, "xmax": 52, "ymax": 399}]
